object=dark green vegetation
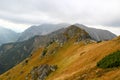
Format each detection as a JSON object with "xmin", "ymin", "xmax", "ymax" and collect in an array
[
  {"xmin": 0, "ymin": 34, "xmax": 53, "ymax": 74},
  {"xmin": 0, "ymin": 38, "xmax": 35, "ymax": 74},
  {"xmin": 41, "ymin": 48, "xmax": 47, "ymax": 56},
  {"xmin": 97, "ymin": 50, "xmax": 120, "ymax": 68}
]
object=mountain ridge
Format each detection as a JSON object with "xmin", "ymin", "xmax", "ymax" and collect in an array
[
  {"xmin": 18, "ymin": 23, "xmax": 70, "ymax": 41},
  {"xmin": 0, "ymin": 33, "xmax": 119, "ymax": 80},
  {"xmin": 0, "ymin": 25, "xmax": 91, "ymax": 74},
  {"xmin": 74, "ymin": 24, "xmax": 116, "ymax": 41}
]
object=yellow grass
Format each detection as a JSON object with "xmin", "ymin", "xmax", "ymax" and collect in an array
[{"xmin": 0, "ymin": 37, "xmax": 120, "ymax": 80}]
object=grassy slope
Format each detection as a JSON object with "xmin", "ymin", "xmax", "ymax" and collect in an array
[{"xmin": 0, "ymin": 37, "xmax": 120, "ymax": 80}]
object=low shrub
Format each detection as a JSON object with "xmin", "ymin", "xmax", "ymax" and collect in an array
[
  {"xmin": 97, "ymin": 50, "xmax": 120, "ymax": 68},
  {"xmin": 42, "ymin": 49, "xmax": 47, "ymax": 56}
]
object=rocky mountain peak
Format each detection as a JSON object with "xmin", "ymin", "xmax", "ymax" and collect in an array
[{"xmin": 74, "ymin": 24, "xmax": 116, "ymax": 41}]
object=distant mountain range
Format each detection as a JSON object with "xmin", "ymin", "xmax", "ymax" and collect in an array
[
  {"xmin": 0, "ymin": 27, "xmax": 19, "ymax": 45},
  {"xmin": 18, "ymin": 23, "xmax": 117, "ymax": 42},
  {"xmin": 17, "ymin": 23, "xmax": 70, "ymax": 41},
  {"xmin": 0, "ymin": 23, "xmax": 116, "ymax": 46}
]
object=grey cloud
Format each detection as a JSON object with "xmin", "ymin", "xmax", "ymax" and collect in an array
[
  {"xmin": 0, "ymin": 12, "xmax": 47, "ymax": 24},
  {"xmin": 103, "ymin": 18, "xmax": 120, "ymax": 27},
  {"xmin": 0, "ymin": 0, "xmax": 120, "ymax": 27}
]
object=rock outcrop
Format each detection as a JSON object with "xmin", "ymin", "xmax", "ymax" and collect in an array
[{"xmin": 26, "ymin": 64, "xmax": 57, "ymax": 80}]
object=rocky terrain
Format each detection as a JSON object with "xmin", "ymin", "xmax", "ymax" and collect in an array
[{"xmin": 26, "ymin": 64, "xmax": 57, "ymax": 80}]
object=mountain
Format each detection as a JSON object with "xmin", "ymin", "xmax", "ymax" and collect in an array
[
  {"xmin": 75, "ymin": 24, "xmax": 116, "ymax": 41},
  {"xmin": 18, "ymin": 23, "xmax": 70, "ymax": 41},
  {"xmin": 18, "ymin": 23, "xmax": 116, "ymax": 42},
  {"xmin": 0, "ymin": 24, "xmax": 117, "ymax": 80},
  {"xmin": 0, "ymin": 27, "xmax": 19, "ymax": 45},
  {"xmin": 0, "ymin": 25, "xmax": 91, "ymax": 74},
  {"xmin": 0, "ymin": 30, "xmax": 119, "ymax": 80}
]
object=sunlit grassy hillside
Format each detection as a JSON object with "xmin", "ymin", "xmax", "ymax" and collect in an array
[{"xmin": 0, "ymin": 36, "xmax": 120, "ymax": 80}]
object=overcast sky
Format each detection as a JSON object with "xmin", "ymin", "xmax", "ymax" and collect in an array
[{"xmin": 0, "ymin": 0, "xmax": 120, "ymax": 35}]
